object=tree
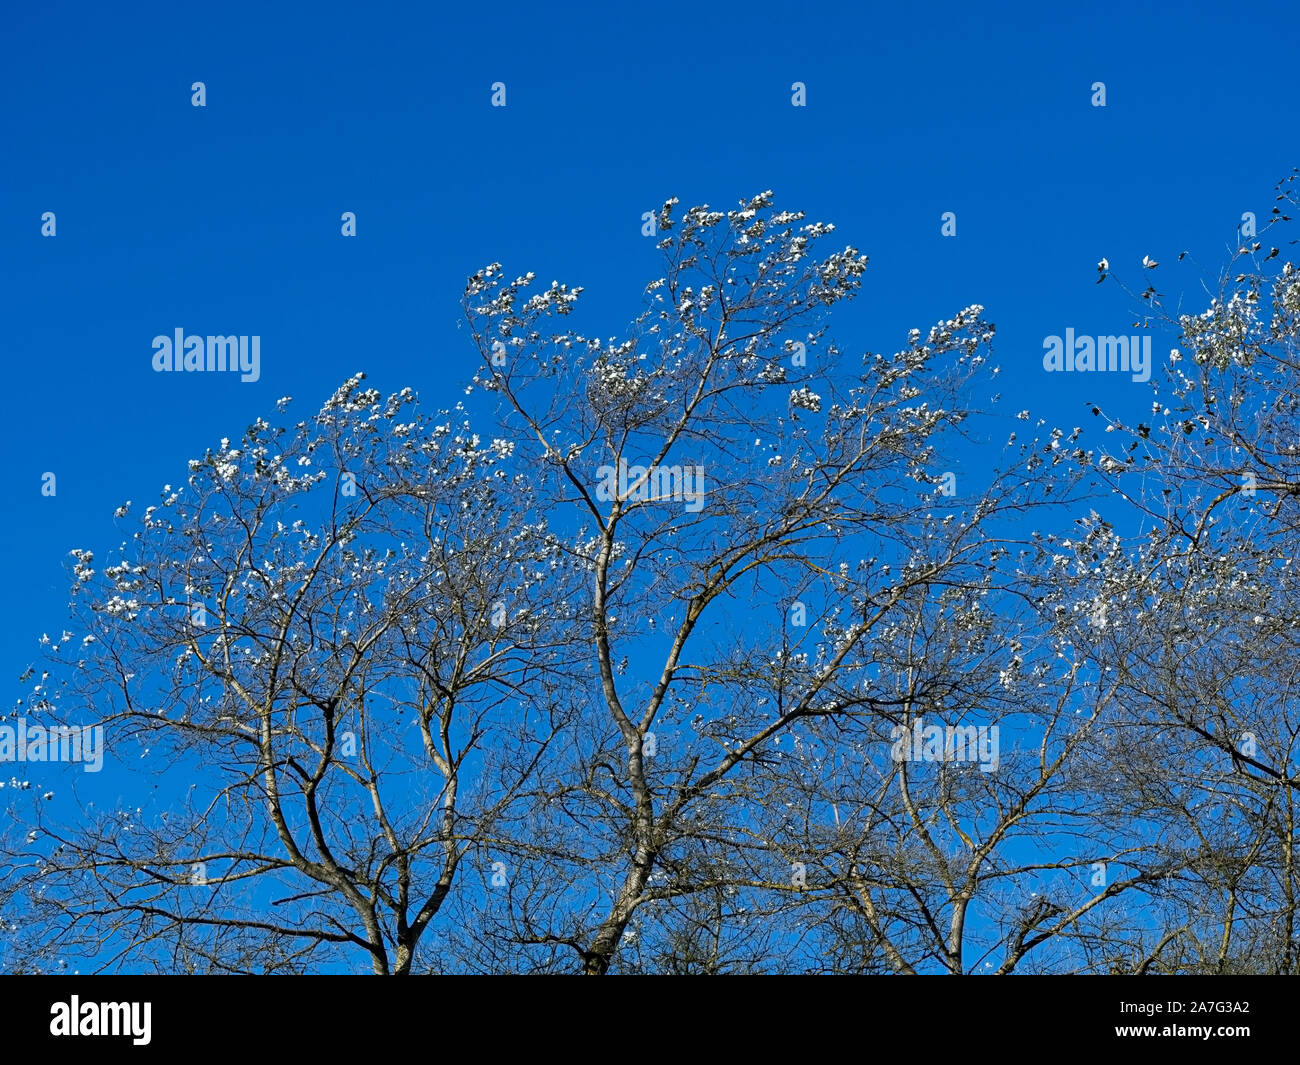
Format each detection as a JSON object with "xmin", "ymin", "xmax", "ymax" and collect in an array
[
  {"xmin": 4, "ymin": 383, "xmax": 590, "ymax": 974},
  {"xmin": 1080, "ymin": 170, "xmax": 1300, "ymax": 973},
  {"xmin": 7, "ymin": 186, "xmax": 1299, "ymax": 974},
  {"xmin": 436, "ymin": 192, "xmax": 1177, "ymax": 974}
]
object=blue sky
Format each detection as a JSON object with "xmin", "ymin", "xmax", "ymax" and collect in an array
[{"xmin": 2, "ymin": 0, "xmax": 1296, "ymax": 959}]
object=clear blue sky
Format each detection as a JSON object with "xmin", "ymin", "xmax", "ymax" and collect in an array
[{"xmin": 2, "ymin": 0, "xmax": 1294, "ymax": 825}]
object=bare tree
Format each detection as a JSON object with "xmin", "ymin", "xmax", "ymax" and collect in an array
[
  {"xmin": 1074, "ymin": 170, "xmax": 1300, "ymax": 973},
  {"xmin": 5, "ymin": 381, "xmax": 587, "ymax": 974},
  {"xmin": 10, "ymin": 186, "xmax": 1300, "ymax": 976},
  {"xmin": 445, "ymin": 192, "xmax": 1177, "ymax": 974}
]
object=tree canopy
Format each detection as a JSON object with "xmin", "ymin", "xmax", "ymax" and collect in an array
[{"xmin": 6, "ymin": 180, "xmax": 1300, "ymax": 974}]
